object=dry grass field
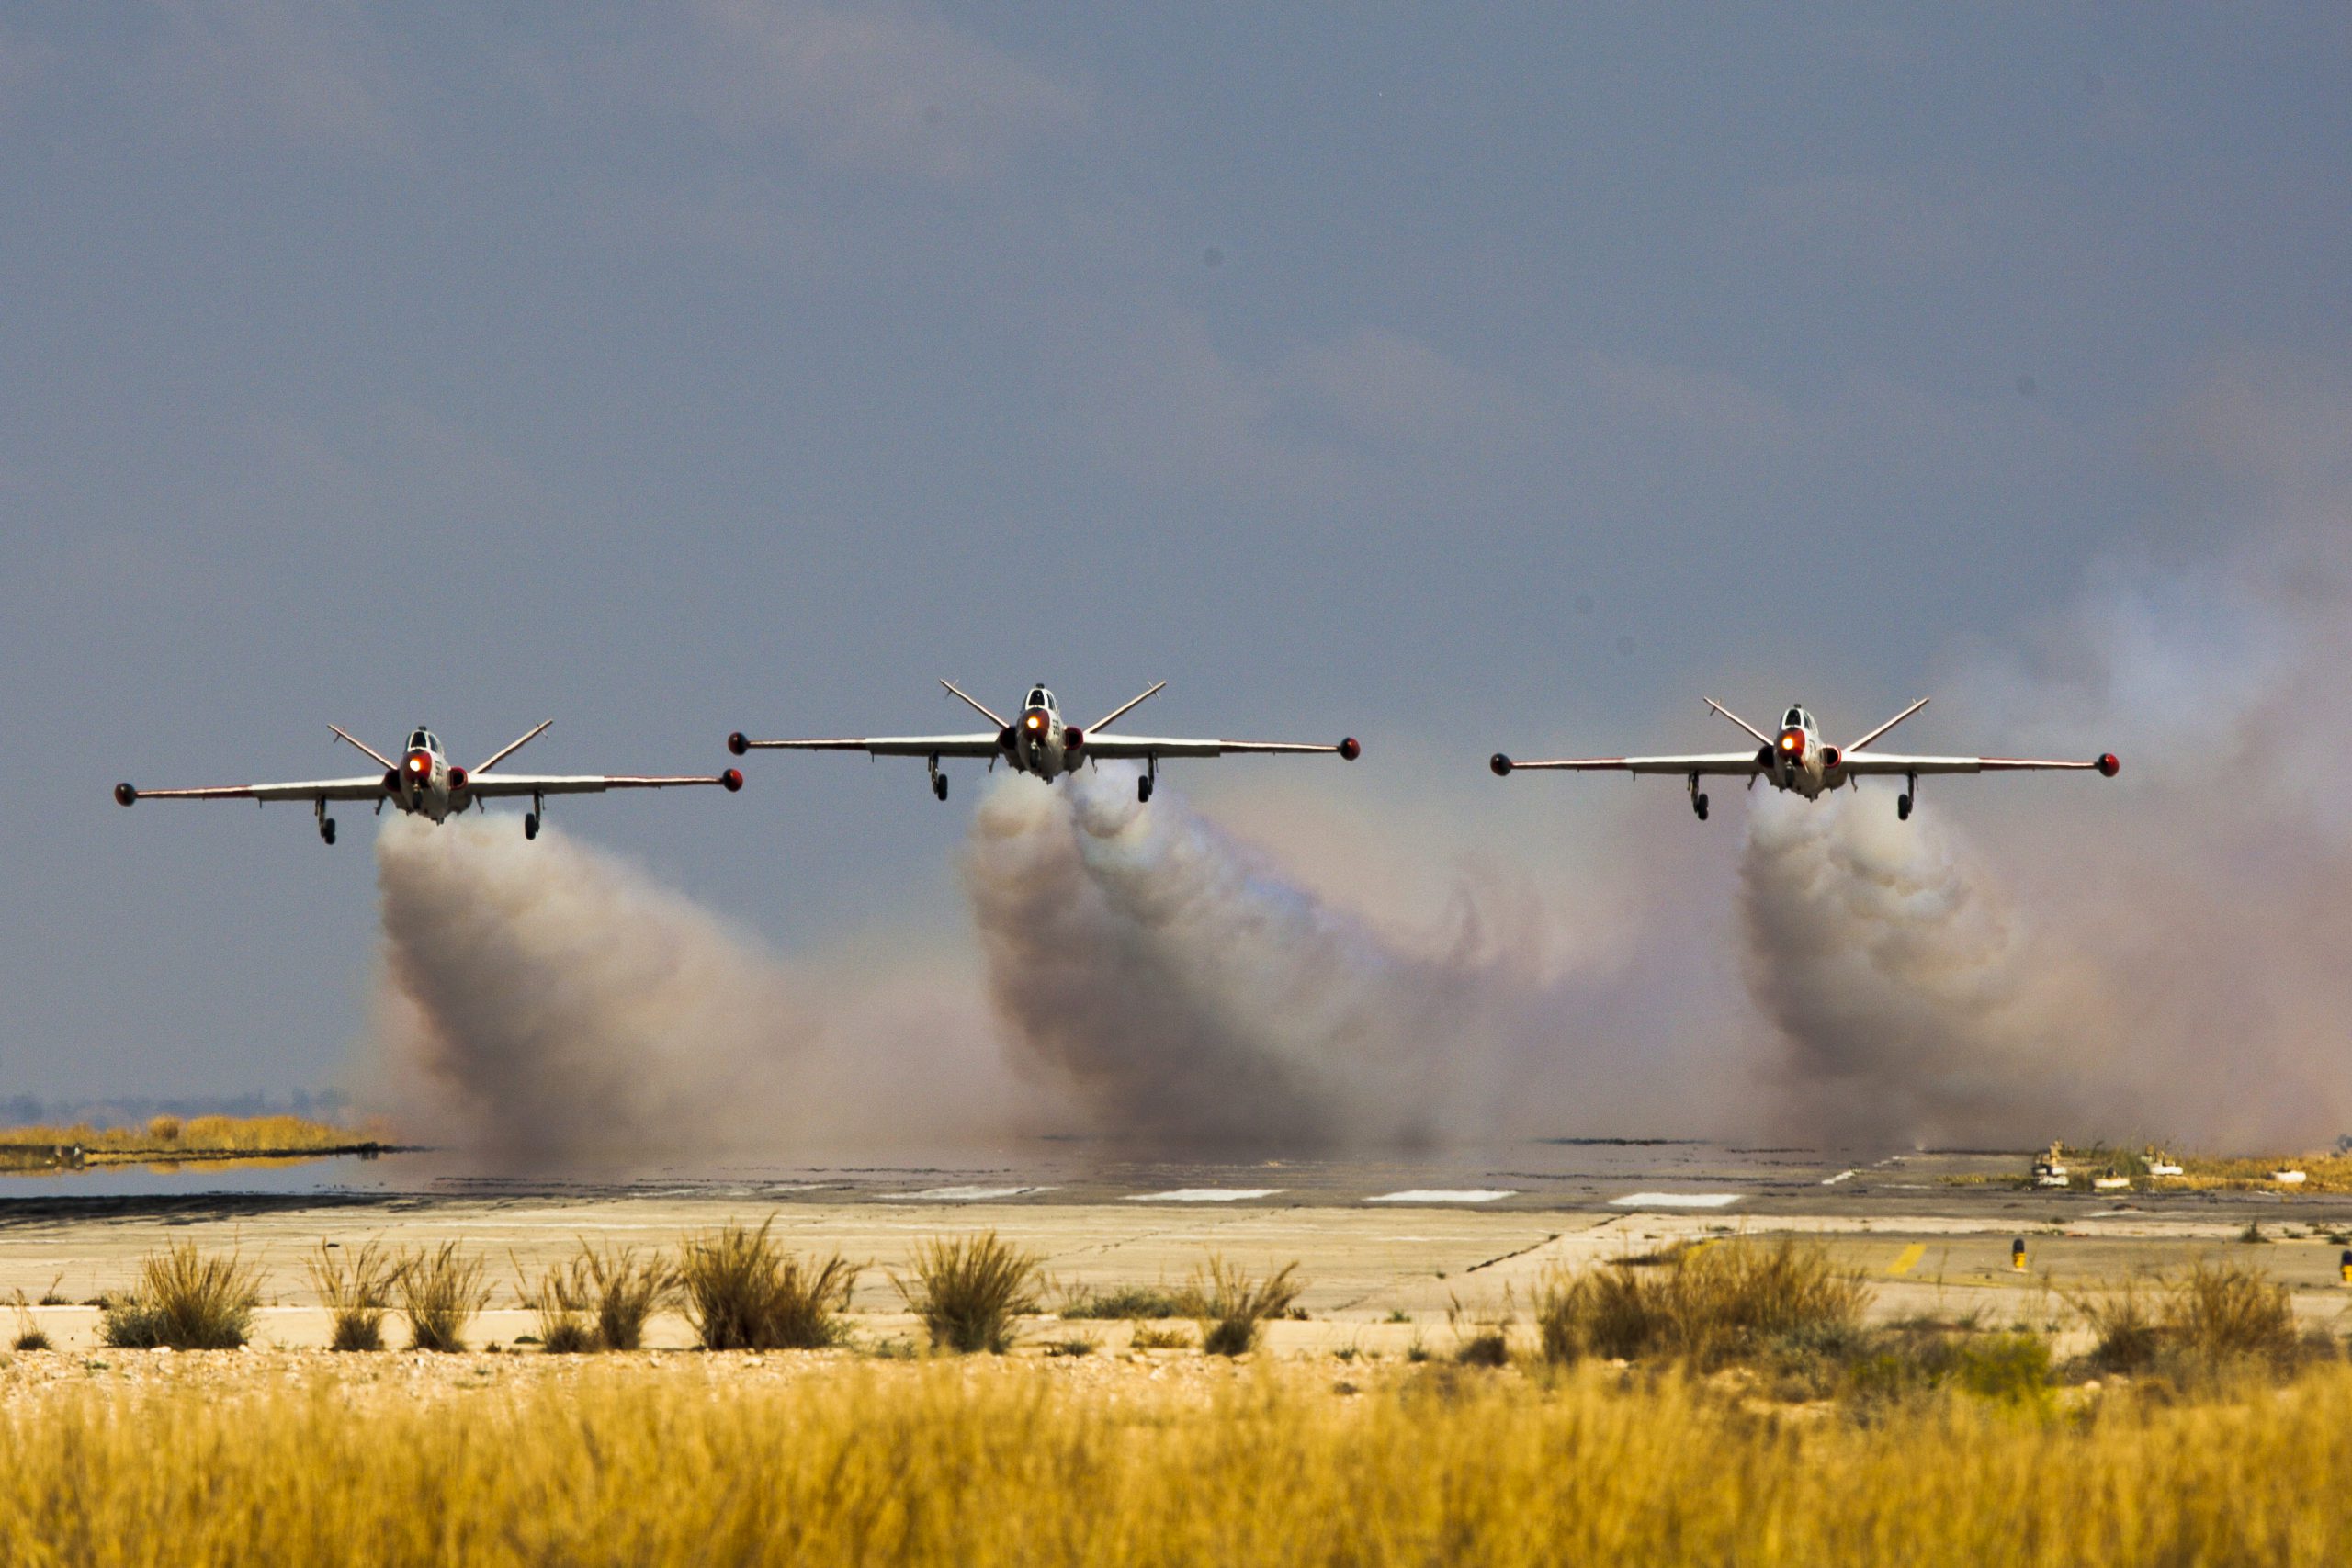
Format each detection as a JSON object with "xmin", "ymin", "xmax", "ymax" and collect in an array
[{"xmin": 2, "ymin": 1348, "xmax": 2350, "ymax": 1565}]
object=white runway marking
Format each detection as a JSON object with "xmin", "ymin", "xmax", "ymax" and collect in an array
[
  {"xmin": 885, "ymin": 1185, "xmax": 1055, "ymax": 1201},
  {"xmin": 1823, "ymin": 1170, "xmax": 1857, "ymax": 1185},
  {"xmin": 1365, "ymin": 1190, "xmax": 1515, "ymax": 1204},
  {"xmin": 1124, "ymin": 1189, "xmax": 1283, "ymax": 1202},
  {"xmin": 1610, "ymin": 1192, "xmax": 1743, "ymax": 1209}
]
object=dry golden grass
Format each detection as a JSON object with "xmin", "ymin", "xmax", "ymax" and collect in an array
[
  {"xmin": 99, "ymin": 1242, "xmax": 261, "ymax": 1350},
  {"xmin": 1190, "ymin": 1257, "xmax": 1305, "ymax": 1357},
  {"xmin": 1538, "ymin": 1235, "xmax": 1868, "ymax": 1366},
  {"xmin": 0, "ymin": 1113, "xmax": 383, "ymax": 1159},
  {"xmin": 397, "ymin": 1243, "xmax": 492, "ymax": 1353},
  {"xmin": 4, "ymin": 1359, "xmax": 2352, "ymax": 1563},
  {"xmin": 680, "ymin": 1219, "xmax": 857, "ymax": 1350},
  {"xmin": 896, "ymin": 1231, "xmax": 1042, "ymax": 1354},
  {"xmin": 581, "ymin": 1244, "xmax": 676, "ymax": 1352},
  {"xmin": 306, "ymin": 1241, "xmax": 399, "ymax": 1353}
]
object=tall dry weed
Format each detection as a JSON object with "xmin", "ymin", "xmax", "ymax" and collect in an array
[
  {"xmin": 397, "ymin": 1243, "xmax": 491, "ymax": 1353},
  {"xmin": 680, "ymin": 1219, "xmax": 856, "ymax": 1350},
  {"xmin": 306, "ymin": 1241, "xmax": 400, "ymax": 1353},
  {"xmin": 1192, "ymin": 1257, "xmax": 1305, "ymax": 1357},
  {"xmin": 100, "ymin": 1243, "xmax": 262, "ymax": 1350},
  {"xmin": 895, "ymin": 1232, "xmax": 1041, "ymax": 1354}
]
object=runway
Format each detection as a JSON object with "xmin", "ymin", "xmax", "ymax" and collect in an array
[{"xmin": 6, "ymin": 1141, "xmax": 2348, "ymax": 1354}]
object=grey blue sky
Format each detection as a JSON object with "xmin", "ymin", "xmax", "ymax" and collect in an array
[{"xmin": 5, "ymin": 5, "xmax": 2347, "ymax": 1103}]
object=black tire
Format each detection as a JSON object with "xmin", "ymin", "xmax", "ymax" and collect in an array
[
  {"xmin": 1137, "ymin": 776, "xmax": 1153, "ymax": 804},
  {"xmin": 321, "ymin": 818, "xmax": 336, "ymax": 846},
  {"xmin": 1897, "ymin": 794, "xmax": 1913, "ymax": 821},
  {"xmin": 933, "ymin": 775, "xmax": 949, "ymax": 802},
  {"xmin": 525, "ymin": 812, "xmax": 540, "ymax": 840},
  {"xmin": 1694, "ymin": 794, "xmax": 1709, "ymax": 821}
]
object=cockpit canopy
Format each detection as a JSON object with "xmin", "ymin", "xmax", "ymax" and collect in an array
[
  {"xmin": 1027, "ymin": 686, "xmax": 1055, "ymax": 711},
  {"xmin": 408, "ymin": 728, "xmax": 438, "ymax": 754},
  {"xmin": 1782, "ymin": 707, "xmax": 1812, "ymax": 731}
]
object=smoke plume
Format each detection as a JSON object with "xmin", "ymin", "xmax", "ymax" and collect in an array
[
  {"xmin": 371, "ymin": 813, "xmax": 1023, "ymax": 1167},
  {"xmin": 1738, "ymin": 368, "xmax": 2352, "ymax": 1150},
  {"xmin": 960, "ymin": 763, "xmax": 1558, "ymax": 1151}
]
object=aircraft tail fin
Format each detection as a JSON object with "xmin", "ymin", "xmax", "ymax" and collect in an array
[
  {"xmin": 475, "ymin": 719, "xmax": 553, "ymax": 773},
  {"xmin": 1089, "ymin": 681, "xmax": 1167, "ymax": 734},
  {"xmin": 940, "ymin": 680, "xmax": 1009, "ymax": 728},
  {"xmin": 1703, "ymin": 698, "xmax": 1772, "ymax": 746},
  {"xmin": 329, "ymin": 725, "xmax": 396, "ymax": 770},
  {"xmin": 1848, "ymin": 697, "xmax": 1929, "ymax": 752}
]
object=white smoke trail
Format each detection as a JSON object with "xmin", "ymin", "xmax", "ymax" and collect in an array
[
  {"xmin": 960, "ymin": 763, "xmax": 1567, "ymax": 1151},
  {"xmin": 371, "ymin": 813, "xmax": 1026, "ymax": 1168}
]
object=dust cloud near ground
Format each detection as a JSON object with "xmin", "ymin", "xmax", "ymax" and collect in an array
[
  {"xmin": 1739, "ymin": 372, "xmax": 2352, "ymax": 1152},
  {"xmin": 368, "ymin": 814, "xmax": 1023, "ymax": 1168},
  {"xmin": 960, "ymin": 763, "xmax": 1571, "ymax": 1152}
]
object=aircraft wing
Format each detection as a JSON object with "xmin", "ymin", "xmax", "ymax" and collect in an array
[
  {"xmin": 115, "ymin": 775, "xmax": 389, "ymax": 806},
  {"xmin": 1076, "ymin": 734, "xmax": 1360, "ymax": 761},
  {"xmin": 465, "ymin": 771, "xmax": 743, "ymax": 798},
  {"xmin": 1493, "ymin": 750, "xmax": 1762, "ymax": 776},
  {"xmin": 728, "ymin": 732, "xmax": 1006, "ymax": 759},
  {"xmin": 1836, "ymin": 751, "xmax": 2118, "ymax": 777}
]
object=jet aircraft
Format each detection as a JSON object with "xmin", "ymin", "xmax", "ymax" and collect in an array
[
  {"xmin": 1489, "ymin": 698, "xmax": 2118, "ymax": 820},
  {"xmin": 728, "ymin": 681, "xmax": 1361, "ymax": 802},
  {"xmin": 114, "ymin": 722, "xmax": 742, "ymax": 843}
]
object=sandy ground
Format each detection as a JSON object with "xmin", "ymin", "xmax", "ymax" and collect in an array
[{"xmin": 4, "ymin": 1180, "xmax": 2349, "ymax": 1356}]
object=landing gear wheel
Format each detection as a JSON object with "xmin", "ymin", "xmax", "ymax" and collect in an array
[
  {"xmin": 1137, "ymin": 775, "xmax": 1154, "ymax": 804},
  {"xmin": 1693, "ymin": 793, "xmax": 1709, "ymax": 822},
  {"xmin": 524, "ymin": 811, "xmax": 540, "ymax": 840},
  {"xmin": 320, "ymin": 818, "xmax": 336, "ymax": 846},
  {"xmin": 933, "ymin": 774, "xmax": 949, "ymax": 802},
  {"xmin": 1896, "ymin": 793, "xmax": 1912, "ymax": 822}
]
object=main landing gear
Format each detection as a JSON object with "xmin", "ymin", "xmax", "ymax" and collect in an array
[
  {"xmin": 929, "ymin": 756, "xmax": 948, "ymax": 802},
  {"xmin": 1897, "ymin": 771, "xmax": 1917, "ymax": 821},
  {"xmin": 1689, "ymin": 773, "xmax": 1708, "ymax": 822},
  {"xmin": 525, "ymin": 792, "xmax": 544, "ymax": 840},
  {"xmin": 1138, "ymin": 756, "xmax": 1158, "ymax": 804},
  {"xmin": 315, "ymin": 798, "xmax": 336, "ymax": 846}
]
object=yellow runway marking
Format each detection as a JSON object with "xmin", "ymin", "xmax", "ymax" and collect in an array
[{"xmin": 1888, "ymin": 1243, "xmax": 1927, "ymax": 1277}]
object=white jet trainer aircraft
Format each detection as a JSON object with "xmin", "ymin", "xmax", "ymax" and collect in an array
[
  {"xmin": 114, "ymin": 722, "xmax": 743, "ymax": 844},
  {"xmin": 728, "ymin": 681, "xmax": 1361, "ymax": 802},
  {"xmin": 1488, "ymin": 698, "xmax": 2118, "ymax": 821}
]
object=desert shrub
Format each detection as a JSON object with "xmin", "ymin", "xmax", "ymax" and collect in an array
[
  {"xmin": 1953, "ymin": 1334, "xmax": 2056, "ymax": 1406},
  {"xmin": 2075, "ymin": 1280, "xmax": 2162, "ymax": 1373},
  {"xmin": 1455, "ymin": 1331, "xmax": 1510, "ymax": 1367},
  {"xmin": 1537, "ymin": 1238, "xmax": 1868, "ymax": 1368},
  {"xmin": 680, "ymin": 1219, "xmax": 856, "ymax": 1351},
  {"xmin": 1191, "ymin": 1257, "xmax": 1305, "ymax": 1358},
  {"xmin": 100, "ymin": 1243, "xmax": 261, "ymax": 1350},
  {"xmin": 397, "ymin": 1243, "xmax": 492, "ymax": 1353},
  {"xmin": 1043, "ymin": 1338, "xmax": 1097, "ymax": 1358},
  {"xmin": 1130, "ymin": 1324, "xmax": 1193, "ymax": 1351},
  {"xmin": 145, "ymin": 1114, "xmax": 181, "ymax": 1145},
  {"xmin": 517, "ymin": 1256, "xmax": 595, "ymax": 1354},
  {"xmin": 306, "ymin": 1241, "xmax": 400, "ymax": 1353},
  {"xmin": 582, "ymin": 1245, "xmax": 675, "ymax": 1351},
  {"xmin": 10, "ymin": 1331, "xmax": 50, "ymax": 1352},
  {"xmin": 2167, "ymin": 1261, "xmax": 2299, "ymax": 1369},
  {"xmin": 1057, "ymin": 1284, "xmax": 1198, "ymax": 1321},
  {"xmin": 896, "ymin": 1232, "xmax": 1042, "ymax": 1355}
]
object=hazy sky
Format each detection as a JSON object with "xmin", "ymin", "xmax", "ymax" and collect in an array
[{"xmin": 4, "ymin": 5, "xmax": 2347, "ymax": 1105}]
